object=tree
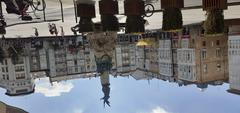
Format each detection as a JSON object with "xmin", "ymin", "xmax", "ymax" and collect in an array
[
  {"xmin": 78, "ymin": 17, "xmax": 94, "ymax": 33},
  {"xmin": 204, "ymin": 9, "xmax": 224, "ymax": 35},
  {"xmin": 161, "ymin": 0, "xmax": 184, "ymax": 32},
  {"xmin": 162, "ymin": 8, "xmax": 183, "ymax": 32},
  {"xmin": 99, "ymin": 0, "xmax": 119, "ymax": 31},
  {"xmin": 77, "ymin": 3, "xmax": 96, "ymax": 33},
  {"xmin": 124, "ymin": 0, "xmax": 145, "ymax": 34},
  {"xmin": 202, "ymin": 0, "xmax": 227, "ymax": 35},
  {"xmin": 126, "ymin": 15, "xmax": 145, "ymax": 34},
  {"xmin": 101, "ymin": 15, "xmax": 119, "ymax": 31}
]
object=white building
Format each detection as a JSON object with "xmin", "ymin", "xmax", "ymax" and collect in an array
[
  {"xmin": 47, "ymin": 36, "xmax": 97, "ymax": 77},
  {"xmin": 158, "ymin": 32, "xmax": 173, "ymax": 76},
  {"xmin": 115, "ymin": 43, "xmax": 137, "ymax": 73},
  {"xmin": 0, "ymin": 57, "xmax": 34, "ymax": 96},
  {"xmin": 177, "ymin": 48, "xmax": 197, "ymax": 82},
  {"xmin": 228, "ymin": 35, "xmax": 240, "ymax": 94},
  {"xmin": 136, "ymin": 46, "xmax": 147, "ymax": 70}
]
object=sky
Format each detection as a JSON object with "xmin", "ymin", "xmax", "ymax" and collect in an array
[
  {"xmin": 1, "ymin": 76, "xmax": 240, "ymax": 113},
  {"xmin": 1, "ymin": 1, "xmax": 240, "ymax": 113}
]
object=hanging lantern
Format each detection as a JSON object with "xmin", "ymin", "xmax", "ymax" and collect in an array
[
  {"xmin": 124, "ymin": 0, "xmax": 145, "ymax": 34},
  {"xmin": 77, "ymin": 3, "xmax": 96, "ymax": 33},
  {"xmin": 99, "ymin": 0, "xmax": 119, "ymax": 31},
  {"xmin": 161, "ymin": 0, "xmax": 183, "ymax": 32},
  {"xmin": 202, "ymin": 0, "xmax": 227, "ymax": 35}
]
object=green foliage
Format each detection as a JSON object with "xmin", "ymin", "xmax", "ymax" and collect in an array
[
  {"xmin": 162, "ymin": 8, "xmax": 183, "ymax": 31},
  {"xmin": 79, "ymin": 17, "xmax": 94, "ymax": 33},
  {"xmin": 101, "ymin": 15, "xmax": 119, "ymax": 31},
  {"xmin": 204, "ymin": 9, "xmax": 224, "ymax": 35},
  {"xmin": 126, "ymin": 15, "xmax": 145, "ymax": 34}
]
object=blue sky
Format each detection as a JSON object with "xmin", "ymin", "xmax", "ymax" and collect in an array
[{"xmin": 1, "ymin": 76, "xmax": 240, "ymax": 113}]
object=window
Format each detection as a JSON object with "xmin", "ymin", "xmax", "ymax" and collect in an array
[
  {"xmin": 216, "ymin": 48, "xmax": 221, "ymax": 57},
  {"xmin": 187, "ymin": 53, "xmax": 190, "ymax": 61},
  {"xmin": 173, "ymin": 40, "xmax": 178, "ymax": 48},
  {"xmin": 15, "ymin": 66, "xmax": 24, "ymax": 72},
  {"xmin": 201, "ymin": 49, "xmax": 207, "ymax": 59},
  {"xmin": 192, "ymin": 39, "xmax": 195, "ymax": 45},
  {"xmin": 188, "ymin": 66, "xmax": 191, "ymax": 73},
  {"xmin": 201, "ymin": 29, "xmax": 205, "ymax": 35},
  {"xmin": 74, "ymin": 60, "xmax": 78, "ymax": 65},
  {"xmin": 202, "ymin": 41, "xmax": 206, "ymax": 47},
  {"xmin": 203, "ymin": 64, "xmax": 207, "ymax": 73},
  {"xmin": 4, "ymin": 60, "xmax": 7, "ymax": 65},
  {"xmin": 75, "ymin": 67, "xmax": 78, "ymax": 72},
  {"xmin": 2, "ymin": 67, "xmax": 4, "ymax": 72},
  {"xmin": 216, "ymin": 40, "xmax": 220, "ymax": 46},
  {"xmin": 183, "ymin": 27, "xmax": 190, "ymax": 35},
  {"xmin": 217, "ymin": 64, "xmax": 221, "ymax": 71},
  {"xmin": 16, "ymin": 89, "xmax": 28, "ymax": 93},
  {"xmin": 6, "ymin": 75, "xmax": 9, "ymax": 80},
  {"xmin": 16, "ymin": 74, "xmax": 25, "ymax": 79},
  {"xmin": 68, "ymin": 68, "xmax": 72, "ymax": 73}
]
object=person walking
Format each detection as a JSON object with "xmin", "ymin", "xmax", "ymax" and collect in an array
[{"xmin": 2, "ymin": 0, "xmax": 32, "ymax": 20}]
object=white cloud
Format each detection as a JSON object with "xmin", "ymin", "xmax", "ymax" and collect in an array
[
  {"xmin": 151, "ymin": 107, "xmax": 170, "ymax": 113},
  {"xmin": 35, "ymin": 78, "xmax": 74, "ymax": 97},
  {"xmin": 73, "ymin": 108, "xmax": 84, "ymax": 113},
  {"xmin": 139, "ymin": 107, "xmax": 171, "ymax": 113}
]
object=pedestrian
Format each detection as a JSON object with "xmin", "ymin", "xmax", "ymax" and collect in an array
[{"xmin": 2, "ymin": 0, "xmax": 32, "ymax": 21}]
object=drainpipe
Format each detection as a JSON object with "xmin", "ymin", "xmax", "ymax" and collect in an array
[{"xmin": 170, "ymin": 33, "xmax": 174, "ymax": 77}]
